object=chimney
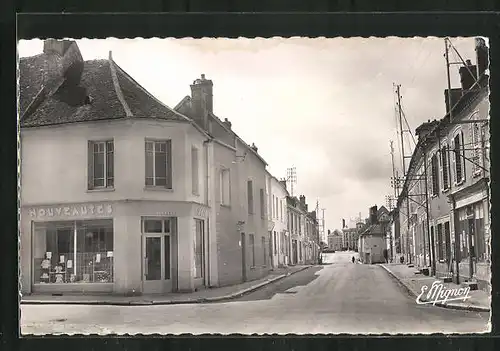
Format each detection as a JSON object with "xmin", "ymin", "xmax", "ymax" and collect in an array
[
  {"xmin": 415, "ymin": 120, "xmax": 439, "ymax": 142},
  {"xmin": 459, "ymin": 59, "xmax": 478, "ymax": 92},
  {"xmin": 475, "ymin": 38, "xmax": 489, "ymax": 79},
  {"xmin": 41, "ymin": 39, "xmax": 84, "ymax": 90},
  {"xmin": 299, "ymin": 195, "xmax": 306, "ymax": 206},
  {"xmin": 190, "ymin": 74, "xmax": 213, "ymax": 130},
  {"xmin": 328, "ymin": 229, "xmax": 331, "ymax": 235},
  {"xmin": 43, "ymin": 39, "xmax": 74, "ymax": 56},
  {"xmin": 369, "ymin": 205, "xmax": 378, "ymax": 224},
  {"xmin": 222, "ymin": 118, "xmax": 232, "ymax": 129},
  {"xmin": 280, "ymin": 180, "xmax": 287, "ymax": 190},
  {"xmin": 251, "ymin": 143, "xmax": 258, "ymax": 153},
  {"xmin": 444, "ymin": 88, "xmax": 463, "ymax": 114}
]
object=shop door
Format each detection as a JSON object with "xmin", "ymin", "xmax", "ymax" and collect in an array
[{"xmin": 142, "ymin": 234, "xmax": 172, "ymax": 294}]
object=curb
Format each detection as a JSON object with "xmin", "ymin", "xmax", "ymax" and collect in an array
[
  {"xmin": 21, "ymin": 265, "xmax": 312, "ymax": 306},
  {"xmin": 379, "ymin": 265, "xmax": 490, "ymax": 313}
]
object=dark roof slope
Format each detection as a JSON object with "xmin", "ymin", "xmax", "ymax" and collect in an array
[
  {"xmin": 114, "ymin": 62, "xmax": 186, "ymax": 121},
  {"xmin": 19, "ymin": 52, "xmax": 187, "ymax": 127}
]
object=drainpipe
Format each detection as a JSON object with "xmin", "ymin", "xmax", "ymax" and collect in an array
[{"xmin": 203, "ymin": 137, "xmax": 213, "ymax": 287}]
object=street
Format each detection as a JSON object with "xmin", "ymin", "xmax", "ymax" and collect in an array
[{"xmin": 21, "ymin": 251, "xmax": 489, "ymax": 335}]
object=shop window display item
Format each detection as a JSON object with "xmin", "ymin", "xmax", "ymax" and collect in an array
[{"xmin": 32, "ymin": 220, "xmax": 114, "ymax": 285}]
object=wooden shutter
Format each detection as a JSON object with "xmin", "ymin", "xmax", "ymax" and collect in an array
[{"xmin": 88, "ymin": 141, "xmax": 94, "ymax": 190}]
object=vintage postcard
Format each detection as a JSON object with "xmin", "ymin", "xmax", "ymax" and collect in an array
[{"xmin": 17, "ymin": 37, "xmax": 491, "ymax": 335}]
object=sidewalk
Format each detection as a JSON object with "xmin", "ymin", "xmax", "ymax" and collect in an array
[
  {"xmin": 381, "ymin": 264, "xmax": 490, "ymax": 312},
  {"xmin": 21, "ymin": 265, "xmax": 311, "ymax": 306}
]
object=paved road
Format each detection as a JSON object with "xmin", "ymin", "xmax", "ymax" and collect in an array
[{"xmin": 21, "ymin": 251, "xmax": 489, "ymax": 335}]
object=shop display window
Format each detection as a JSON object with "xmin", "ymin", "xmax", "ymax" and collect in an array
[{"xmin": 33, "ymin": 219, "xmax": 114, "ymax": 284}]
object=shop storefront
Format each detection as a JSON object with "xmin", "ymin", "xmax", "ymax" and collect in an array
[
  {"xmin": 21, "ymin": 200, "xmax": 211, "ymax": 296},
  {"xmin": 452, "ymin": 182, "xmax": 490, "ymax": 289}
]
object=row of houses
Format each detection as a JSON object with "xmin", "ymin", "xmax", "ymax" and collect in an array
[
  {"xmin": 393, "ymin": 38, "xmax": 490, "ymax": 291},
  {"xmin": 19, "ymin": 39, "xmax": 319, "ymax": 297}
]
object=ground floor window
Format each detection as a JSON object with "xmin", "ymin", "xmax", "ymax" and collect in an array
[
  {"xmin": 262, "ymin": 236, "xmax": 266, "ymax": 266},
  {"xmin": 437, "ymin": 223, "xmax": 444, "ymax": 261},
  {"xmin": 33, "ymin": 219, "xmax": 114, "ymax": 284},
  {"xmin": 457, "ymin": 202, "xmax": 486, "ymax": 263},
  {"xmin": 194, "ymin": 219, "xmax": 205, "ymax": 279}
]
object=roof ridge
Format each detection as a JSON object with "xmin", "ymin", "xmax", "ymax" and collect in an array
[
  {"xmin": 111, "ymin": 58, "xmax": 191, "ymax": 122},
  {"xmin": 108, "ymin": 52, "xmax": 133, "ymax": 117}
]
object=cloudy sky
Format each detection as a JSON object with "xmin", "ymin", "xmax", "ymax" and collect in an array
[{"xmin": 18, "ymin": 37, "xmax": 479, "ymax": 240}]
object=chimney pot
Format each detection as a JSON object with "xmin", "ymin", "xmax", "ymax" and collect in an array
[
  {"xmin": 201, "ymin": 74, "xmax": 206, "ymax": 80},
  {"xmin": 466, "ymin": 59, "xmax": 472, "ymax": 66}
]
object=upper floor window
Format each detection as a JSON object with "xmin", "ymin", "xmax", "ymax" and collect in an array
[
  {"xmin": 272, "ymin": 194, "xmax": 276, "ymax": 218},
  {"xmin": 191, "ymin": 147, "xmax": 199, "ymax": 195},
  {"xmin": 220, "ymin": 168, "xmax": 231, "ymax": 206},
  {"xmin": 275, "ymin": 197, "xmax": 279, "ymax": 219},
  {"xmin": 441, "ymin": 144, "xmax": 450, "ymax": 191},
  {"xmin": 145, "ymin": 140, "xmax": 172, "ymax": 188},
  {"xmin": 247, "ymin": 180, "xmax": 254, "ymax": 214},
  {"xmin": 280, "ymin": 200, "xmax": 283, "ymax": 221},
  {"xmin": 260, "ymin": 188, "xmax": 265, "ymax": 218},
  {"xmin": 88, "ymin": 140, "xmax": 114, "ymax": 190},
  {"xmin": 453, "ymin": 132, "xmax": 465, "ymax": 184},
  {"xmin": 431, "ymin": 154, "xmax": 439, "ymax": 196}
]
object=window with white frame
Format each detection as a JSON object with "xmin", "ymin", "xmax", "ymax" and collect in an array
[
  {"xmin": 191, "ymin": 147, "xmax": 199, "ymax": 195},
  {"xmin": 220, "ymin": 168, "xmax": 231, "ymax": 206},
  {"xmin": 453, "ymin": 132, "xmax": 465, "ymax": 184},
  {"xmin": 88, "ymin": 140, "xmax": 114, "ymax": 189},
  {"xmin": 145, "ymin": 140, "xmax": 172, "ymax": 188},
  {"xmin": 441, "ymin": 144, "xmax": 450, "ymax": 191}
]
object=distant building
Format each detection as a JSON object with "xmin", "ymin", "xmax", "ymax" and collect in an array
[
  {"xmin": 342, "ymin": 227, "xmax": 359, "ymax": 251},
  {"xmin": 358, "ymin": 206, "xmax": 390, "ymax": 264},
  {"xmin": 328, "ymin": 229, "xmax": 343, "ymax": 251},
  {"xmin": 265, "ymin": 172, "xmax": 289, "ymax": 268}
]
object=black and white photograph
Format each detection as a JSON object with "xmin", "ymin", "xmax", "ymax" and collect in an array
[{"xmin": 17, "ymin": 36, "xmax": 491, "ymax": 334}]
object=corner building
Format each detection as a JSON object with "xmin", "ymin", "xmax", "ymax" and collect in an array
[{"xmin": 19, "ymin": 40, "xmax": 270, "ymax": 296}]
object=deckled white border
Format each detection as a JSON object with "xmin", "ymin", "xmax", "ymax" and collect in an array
[{"xmin": 17, "ymin": 36, "xmax": 492, "ymax": 336}]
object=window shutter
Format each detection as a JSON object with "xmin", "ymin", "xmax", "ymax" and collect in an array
[
  {"xmin": 88, "ymin": 141, "xmax": 94, "ymax": 190},
  {"xmin": 439, "ymin": 151, "xmax": 443, "ymax": 191},
  {"xmin": 461, "ymin": 132, "xmax": 466, "ymax": 181},
  {"xmin": 166, "ymin": 140, "xmax": 172, "ymax": 189},
  {"xmin": 469, "ymin": 123, "xmax": 475, "ymax": 173}
]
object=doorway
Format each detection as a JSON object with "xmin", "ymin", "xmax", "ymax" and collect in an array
[
  {"xmin": 241, "ymin": 232, "xmax": 247, "ymax": 282},
  {"xmin": 142, "ymin": 234, "xmax": 172, "ymax": 294}
]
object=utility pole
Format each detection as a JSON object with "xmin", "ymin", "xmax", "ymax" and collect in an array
[
  {"xmin": 396, "ymin": 84, "xmax": 412, "ymax": 264},
  {"xmin": 286, "ymin": 166, "xmax": 297, "ymax": 197},
  {"xmin": 444, "ymin": 38, "xmax": 455, "ymax": 120},
  {"xmin": 390, "ymin": 140, "xmax": 397, "ymax": 198}
]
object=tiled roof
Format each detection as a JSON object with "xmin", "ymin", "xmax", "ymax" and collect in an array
[
  {"xmin": 19, "ymin": 52, "xmax": 187, "ymax": 128},
  {"xmin": 113, "ymin": 62, "xmax": 187, "ymax": 122}
]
